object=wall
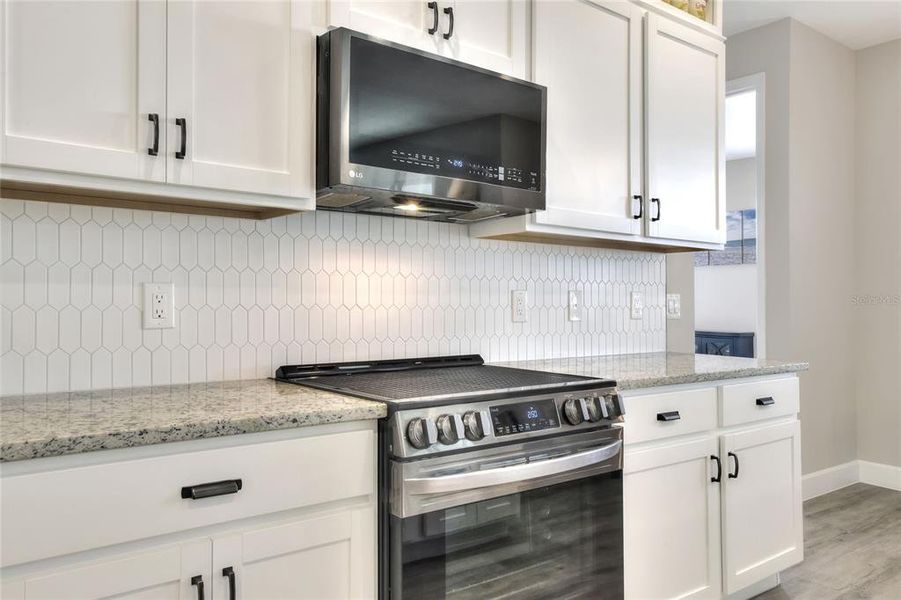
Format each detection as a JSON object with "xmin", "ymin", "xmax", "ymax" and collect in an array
[
  {"xmin": 0, "ymin": 199, "xmax": 666, "ymax": 395},
  {"xmin": 694, "ymin": 158, "xmax": 758, "ymax": 334},
  {"xmin": 854, "ymin": 39, "xmax": 901, "ymax": 469},
  {"xmin": 787, "ymin": 20, "xmax": 857, "ymax": 474}
]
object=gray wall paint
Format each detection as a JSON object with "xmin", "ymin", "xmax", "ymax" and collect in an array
[
  {"xmin": 854, "ymin": 39, "xmax": 901, "ymax": 468},
  {"xmin": 666, "ymin": 254, "xmax": 695, "ymax": 353}
]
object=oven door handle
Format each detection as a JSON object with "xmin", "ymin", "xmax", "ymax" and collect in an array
[{"xmin": 405, "ymin": 440, "xmax": 622, "ymax": 495}]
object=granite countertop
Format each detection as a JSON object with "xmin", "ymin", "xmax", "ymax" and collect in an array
[
  {"xmin": 494, "ymin": 352, "xmax": 809, "ymax": 391},
  {"xmin": 0, "ymin": 379, "xmax": 386, "ymax": 462}
]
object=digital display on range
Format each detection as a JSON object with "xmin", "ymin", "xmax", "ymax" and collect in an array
[{"xmin": 490, "ymin": 399, "xmax": 559, "ymax": 436}]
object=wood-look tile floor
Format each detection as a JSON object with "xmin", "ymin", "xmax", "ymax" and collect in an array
[{"xmin": 754, "ymin": 483, "xmax": 901, "ymax": 600}]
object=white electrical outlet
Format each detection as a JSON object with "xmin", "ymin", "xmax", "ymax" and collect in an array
[
  {"xmin": 511, "ymin": 290, "xmax": 528, "ymax": 323},
  {"xmin": 666, "ymin": 293, "xmax": 682, "ymax": 319},
  {"xmin": 630, "ymin": 291, "xmax": 644, "ymax": 320},
  {"xmin": 143, "ymin": 283, "xmax": 175, "ymax": 329},
  {"xmin": 568, "ymin": 290, "xmax": 582, "ymax": 322}
]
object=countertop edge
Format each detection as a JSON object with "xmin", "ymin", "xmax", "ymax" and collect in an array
[
  {"xmin": 0, "ymin": 405, "xmax": 387, "ymax": 463},
  {"xmin": 617, "ymin": 363, "xmax": 810, "ymax": 391}
]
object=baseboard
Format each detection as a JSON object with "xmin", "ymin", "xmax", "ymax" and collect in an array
[
  {"xmin": 802, "ymin": 461, "xmax": 859, "ymax": 500},
  {"xmin": 859, "ymin": 460, "xmax": 901, "ymax": 491}
]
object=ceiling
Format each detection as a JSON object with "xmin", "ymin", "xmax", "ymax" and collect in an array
[{"xmin": 723, "ymin": 0, "xmax": 901, "ymax": 50}]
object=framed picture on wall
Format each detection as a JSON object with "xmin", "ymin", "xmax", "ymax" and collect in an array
[{"xmin": 695, "ymin": 209, "xmax": 757, "ymax": 267}]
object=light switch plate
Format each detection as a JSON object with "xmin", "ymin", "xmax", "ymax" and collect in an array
[
  {"xmin": 666, "ymin": 293, "xmax": 682, "ymax": 319},
  {"xmin": 511, "ymin": 290, "xmax": 528, "ymax": 322},
  {"xmin": 143, "ymin": 282, "xmax": 175, "ymax": 329},
  {"xmin": 568, "ymin": 290, "xmax": 582, "ymax": 322},
  {"xmin": 630, "ymin": 291, "xmax": 644, "ymax": 320}
]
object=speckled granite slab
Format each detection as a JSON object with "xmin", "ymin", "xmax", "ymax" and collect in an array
[
  {"xmin": 493, "ymin": 352, "xmax": 808, "ymax": 391},
  {"xmin": 0, "ymin": 379, "xmax": 385, "ymax": 462}
]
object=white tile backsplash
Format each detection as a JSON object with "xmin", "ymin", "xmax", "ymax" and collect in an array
[{"xmin": 0, "ymin": 198, "xmax": 666, "ymax": 394}]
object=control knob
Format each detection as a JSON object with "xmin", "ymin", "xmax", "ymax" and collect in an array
[
  {"xmin": 462, "ymin": 411, "xmax": 491, "ymax": 441},
  {"xmin": 563, "ymin": 398, "xmax": 587, "ymax": 425},
  {"xmin": 436, "ymin": 414, "xmax": 465, "ymax": 445},
  {"xmin": 584, "ymin": 395, "xmax": 608, "ymax": 422},
  {"xmin": 406, "ymin": 417, "xmax": 438, "ymax": 449},
  {"xmin": 604, "ymin": 392, "xmax": 626, "ymax": 418}
]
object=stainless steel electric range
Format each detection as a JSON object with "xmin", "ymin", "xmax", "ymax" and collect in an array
[{"xmin": 275, "ymin": 355, "xmax": 625, "ymax": 600}]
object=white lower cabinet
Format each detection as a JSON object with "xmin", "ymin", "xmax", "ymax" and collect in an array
[
  {"xmin": 212, "ymin": 509, "xmax": 376, "ymax": 599},
  {"xmin": 624, "ymin": 435, "xmax": 722, "ymax": 600},
  {"xmin": 0, "ymin": 423, "xmax": 377, "ymax": 600},
  {"xmin": 623, "ymin": 377, "xmax": 803, "ymax": 599},
  {"xmin": 0, "ymin": 540, "xmax": 210, "ymax": 600},
  {"xmin": 720, "ymin": 421, "xmax": 803, "ymax": 595}
]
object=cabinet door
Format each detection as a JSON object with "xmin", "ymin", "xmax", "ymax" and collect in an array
[
  {"xmin": 624, "ymin": 436, "xmax": 721, "ymax": 600},
  {"xmin": 720, "ymin": 420, "xmax": 803, "ymax": 594},
  {"xmin": 328, "ymin": 0, "xmax": 436, "ymax": 51},
  {"xmin": 645, "ymin": 13, "xmax": 725, "ymax": 244},
  {"xmin": 1, "ymin": 0, "xmax": 165, "ymax": 181},
  {"xmin": 439, "ymin": 0, "xmax": 529, "ymax": 78},
  {"xmin": 6, "ymin": 540, "xmax": 210, "ymax": 600},
  {"xmin": 532, "ymin": 0, "xmax": 642, "ymax": 236},
  {"xmin": 166, "ymin": 0, "xmax": 314, "ymax": 198},
  {"xmin": 212, "ymin": 508, "xmax": 376, "ymax": 599}
]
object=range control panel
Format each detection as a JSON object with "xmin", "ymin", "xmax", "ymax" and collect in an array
[{"xmin": 389, "ymin": 387, "xmax": 625, "ymax": 459}]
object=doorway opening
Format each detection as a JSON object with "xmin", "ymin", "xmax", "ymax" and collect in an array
[{"xmin": 694, "ymin": 74, "xmax": 766, "ymax": 359}]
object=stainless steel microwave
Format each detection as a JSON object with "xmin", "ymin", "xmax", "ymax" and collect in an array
[{"xmin": 316, "ymin": 28, "xmax": 547, "ymax": 223}]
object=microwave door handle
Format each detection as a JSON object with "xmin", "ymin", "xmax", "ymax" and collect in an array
[{"xmin": 405, "ymin": 440, "xmax": 622, "ymax": 495}]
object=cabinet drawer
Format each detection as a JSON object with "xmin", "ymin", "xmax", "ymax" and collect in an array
[
  {"xmin": 1, "ymin": 428, "xmax": 375, "ymax": 568},
  {"xmin": 623, "ymin": 388, "xmax": 717, "ymax": 445},
  {"xmin": 719, "ymin": 377, "xmax": 800, "ymax": 427}
]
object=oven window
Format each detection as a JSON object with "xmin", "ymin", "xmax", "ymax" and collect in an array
[
  {"xmin": 390, "ymin": 472, "xmax": 622, "ymax": 599},
  {"xmin": 348, "ymin": 36, "xmax": 543, "ymax": 192}
]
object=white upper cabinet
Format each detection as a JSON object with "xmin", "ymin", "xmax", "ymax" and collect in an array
[
  {"xmin": 1, "ymin": 0, "xmax": 166, "ymax": 181},
  {"xmin": 166, "ymin": 0, "xmax": 314, "ymax": 198},
  {"xmin": 720, "ymin": 420, "xmax": 804, "ymax": 595},
  {"xmin": 645, "ymin": 13, "xmax": 725, "ymax": 244},
  {"xmin": 328, "ymin": 0, "xmax": 528, "ymax": 78},
  {"xmin": 328, "ymin": 0, "xmax": 437, "ymax": 52},
  {"xmin": 532, "ymin": 0, "xmax": 643, "ymax": 236},
  {"xmin": 439, "ymin": 0, "xmax": 529, "ymax": 78}
]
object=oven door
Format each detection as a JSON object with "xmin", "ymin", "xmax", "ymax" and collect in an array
[{"xmin": 388, "ymin": 428, "xmax": 623, "ymax": 600}]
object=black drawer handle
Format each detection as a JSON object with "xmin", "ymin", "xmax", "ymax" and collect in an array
[
  {"xmin": 756, "ymin": 396, "xmax": 775, "ymax": 406},
  {"xmin": 651, "ymin": 197, "xmax": 661, "ymax": 221},
  {"xmin": 176, "ymin": 117, "xmax": 187, "ymax": 159},
  {"xmin": 222, "ymin": 566, "xmax": 236, "ymax": 600},
  {"xmin": 632, "ymin": 194, "xmax": 643, "ymax": 219},
  {"xmin": 443, "ymin": 6, "xmax": 454, "ymax": 39},
  {"xmin": 191, "ymin": 575, "xmax": 205, "ymax": 600},
  {"xmin": 728, "ymin": 452, "xmax": 740, "ymax": 479},
  {"xmin": 181, "ymin": 479, "xmax": 242, "ymax": 500},
  {"xmin": 656, "ymin": 411, "xmax": 681, "ymax": 422},
  {"xmin": 710, "ymin": 455, "xmax": 722, "ymax": 483},
  {"xmin": 147, "ymin": 113, "xmax": 160, "ymax": 156},
  {"xmin": 427, "ymin": 1, "xmax": 439, "ymax": 34}
]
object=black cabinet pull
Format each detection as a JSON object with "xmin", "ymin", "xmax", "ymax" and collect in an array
[
  {"xmin": 181, "ymin": 478, "xmax": 242, "ymax": 500},
  {"xmin": 756, "ymin": 396, "xmax": 775, "ymax": 406},
  {"xmin": 222, "ymin": 566, "xmax": 236, "ymax": 600},
  {"xmin": 656, "ymin": 411, "xmax": 680, "ymax": 422},
  {"xmin": 176, "ymin": 117, "xmax": 187, "ymax": 159},
  {"xmin": 443, "ymin": 6, "xmax": 454, "ymax": 39},
  {"xmin": 728, "ymin": 452, "xmax": 740, "ymax": 479},
  {"xmin": 651, "ymin": 197, "xmax": 661, "ymax": 221},
  {"xmin": 632, "ymin": 194, "xmax": 643, "ymax": 219},
  {"xmin": 147, "ymin": 113, "xmax": 160, "ymax": 156},
  {"xmin": 710, "ymin": 455, "xmax": 722, "ymax": 483},
  {"xmin": 191, "ymin": 575, "xmax": 205, "ymax": 600},
  {"xmin": 427, "ymin": 2, "xmax": 439, "ymax": 34}
]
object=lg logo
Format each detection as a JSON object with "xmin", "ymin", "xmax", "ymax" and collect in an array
[{"xmin": 348, "ymin": 169, "xmax": 364, "ymax": 179}]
